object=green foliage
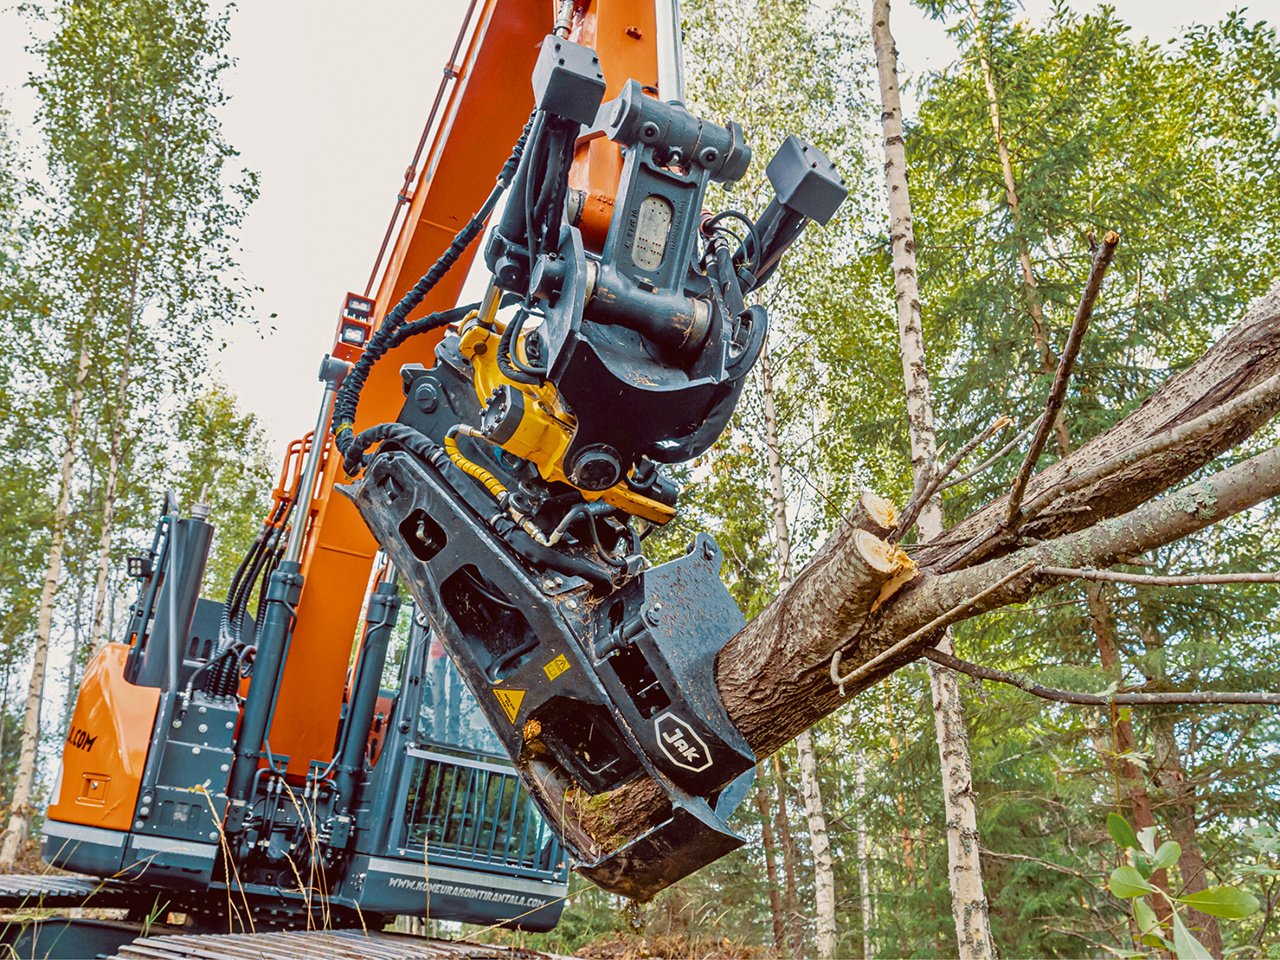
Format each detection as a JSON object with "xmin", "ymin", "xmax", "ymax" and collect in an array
[
  {"xmin": 1104, "ymin": 813, "xmax": 1259, "ymax": 957},
  {"xmin": 170, "ymin": 384, "xmax": 273, "ymax": 598}
]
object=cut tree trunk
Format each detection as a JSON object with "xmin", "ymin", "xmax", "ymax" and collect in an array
[
  {"xmin": 872, "ymin": 0, "xmax": 997, "ymax": 954},
  {"xmin": 0, "ymin": 345, "xmax": 91, "ymax": 870},
  {"xmin": 567, "ymin": 286, "xmax": 1280, "ymax": 890}
]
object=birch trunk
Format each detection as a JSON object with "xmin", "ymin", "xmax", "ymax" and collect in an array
[
  {"xmin": 86, "ymin": 318, "xmax": 135, "ymax": 651},
  {"xmin": 872, "ymin": 1, "xmax": 997, "ymax": 954},
  {"xmin": 0, "ymin": 345, "xmax": 92, "ymax": 870},
  {"xmin": 88, "ymin": 141, "xmax": 151, "ymax": 652},
  {"xmin": 760, "ymin": 342, "xmax": 839, "ymax": 958},
  {"xmin": 855, "ymin": 750, "xmax": 874, "ymax": 960}
]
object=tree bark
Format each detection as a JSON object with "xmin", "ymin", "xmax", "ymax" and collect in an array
[
  {"xmin": 760, "ymin": 342, "xmax": 839, "ymax": 959},
  {"xmin": 752, "ymin": 768, "xmax": 788, "ymax": 953},
  {"xmin": 86, "ymin": 325, "xmax": 134, "ymax": 651},
  {"xmin": 854, "ymin": 750, "xmax": 875, "ymax": 960},
  {"xmin": 88, "ymin": 130, "xmax": 152, "ymax": 652},
  {"xmin": 1148, "ymin": 714, "xmax": 1222, "ymax": 952},
  {"xmin": 872, "ymin": 1, "xmax": 997, "ymax": 954},
  {"xmin": 1, "ymin": 344, "xmax": 91, "ymax": 869}
]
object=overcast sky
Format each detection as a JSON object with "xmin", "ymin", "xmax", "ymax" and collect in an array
[{"xmin": 0, "ymin": 0, "xmax": 1254, "ymax": 451}]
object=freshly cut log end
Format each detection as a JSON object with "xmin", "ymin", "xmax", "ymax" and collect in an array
[
  {"xmin": 855, "ymin": 528, "xmax": 910, "ymax": 575},
  {"xmin": 854, "ymin": 490, "xmax": 897, "ymax": 537}
]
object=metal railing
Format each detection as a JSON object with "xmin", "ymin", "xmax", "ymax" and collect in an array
[{"xmin": 401, "ymin": 749, "xmax": 563, "ymax": 880}]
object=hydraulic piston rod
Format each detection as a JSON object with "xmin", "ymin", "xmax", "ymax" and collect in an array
[{"xmin": 226, "ymin": 357, "xmax": 348, "ymax": 825}]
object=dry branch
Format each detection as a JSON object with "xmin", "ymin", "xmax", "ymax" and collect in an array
[
  {"xmin": 1040, "ymin": 567, "xmax": 1280, "ymax": 586},
  {"xmin": 1006, "ymin": 231, "xmax": 1120, "ymax": 524},
  {"xmin": 893, "ymin": 416, "xmax": 1012, "ymax": 541},
  {"xmin": 939, "ymin": 415, "xmax": 1040, "ymax": 492},
  {"xmin": 922, "ymin": 648, "xmax": 1280, "ymax": 706}
]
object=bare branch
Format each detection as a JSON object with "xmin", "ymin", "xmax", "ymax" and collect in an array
[
  {"xmin": 893, "ymin": 416, "xmax": 1013, "ymax": 541},
  {"xmin": 939, "ymin": 414, "xmax": 1042, "ymax": 492},
  {"xmin": 830, "ymin": 561, "xmax": 1037, "ymax": 695},
  {"xmin": 1041, "ymin": 566, "xmax": 1280, "ymax": 586},
  {"xmin": 1007, "ymin": 230, "xmax": 1121, "ymax": 525},
  {"xmin": 923, "ymin": 648, "xmax": 1280, "ymax": 706},
  {"xmin": 979, "ymin": 848, "xmax": 1101, "ymax": 881}
]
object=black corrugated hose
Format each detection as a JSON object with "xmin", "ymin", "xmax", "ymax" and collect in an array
[{"xmin": 331, "ymin": 112, "xmax": 535, "ymax": 475}]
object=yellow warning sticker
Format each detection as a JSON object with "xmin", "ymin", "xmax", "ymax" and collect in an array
[
  {"xmin": 543, "ymin": 654, "xmax": 571, "ymax": 682},
  {"xmin": 493, "ymin": 687, "xmax": 525, "ymax": 724}
]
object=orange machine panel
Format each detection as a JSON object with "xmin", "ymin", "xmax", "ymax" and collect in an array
[
  {"xmin": 47, "ymin": 644, "xmax": 160, "ymax": 833},
  {"xmin": 267, "ymin": 0, "xmax": 662, "ymax": 778}
]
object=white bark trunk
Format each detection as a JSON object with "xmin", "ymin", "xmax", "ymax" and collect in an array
[
  {"xmin": 1, "ymin": 345, "xmax": 92, "ymax": 869},
  {"xmin": 760, "ymin": 343, "xmax": 839, "ymax": 959},
  {"xmin": 87, "ymin": 329, "xmax": 134, "ymax": 651},
  {"xmin": 855, "ymin": 750, "xmax": 874, "ymax": 960},
  {"xmin": 872, "ymin": 2, "xmax": 998, "ymax": 955}
]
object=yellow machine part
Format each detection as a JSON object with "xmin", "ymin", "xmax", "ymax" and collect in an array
[{"xmin": 457, "ymin": 316, "xmax": 674, "ymax": 525}]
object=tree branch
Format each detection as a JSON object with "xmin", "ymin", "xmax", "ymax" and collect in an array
[
  {"xmin": 875, "ymin": 444, "xmax": 1280, "ymax": 660},
  {"xmin": 922, "ymin": 648, "xmax": 1280, "ymax": 706},
  {"xmin": 1041, "ymin": 567, "xmax": 1280, "ymax": 587},
  {"xmin": 939, "ymin": 414, "xmax": 1042, "ymax": 492},
  {"xmin": 893, "ymin": 416, "xmax": 1012, "ymax": 541},
  {"xmin": 1007, "ymin": 231, "xmax": 1120, "ymax": 524},
  {"xmin": 915, "ymin": 284, "xmax": 1280, "ymax": 572}
]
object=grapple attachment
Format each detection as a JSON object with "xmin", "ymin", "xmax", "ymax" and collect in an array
[{"xmin": 349, "ymin": 447, "xmax": 755, "ymax": 899}]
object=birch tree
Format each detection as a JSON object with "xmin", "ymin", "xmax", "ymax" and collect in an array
[
  {"xmin": 871, "ymin": 1, "xmax": 996, "ymax": 952},
  {"xmin": 0, "ymin": 0, "xmax": 255, "ymax": 868}
]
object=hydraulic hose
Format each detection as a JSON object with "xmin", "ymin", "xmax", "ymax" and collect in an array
[
  {"xmin": 332, "ymin": 113, "xmax": 535, "ymax": 474},
  {"xmin": 497, "ymin": 306, "xmax": 546, "ymax": 384}
]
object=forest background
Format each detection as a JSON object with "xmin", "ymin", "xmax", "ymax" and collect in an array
[{"xmin": 0, "ymin": 0, "xmax": 1276, "ymax": 958}]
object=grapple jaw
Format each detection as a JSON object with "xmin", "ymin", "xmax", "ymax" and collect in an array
[{"xmin": 348, "ymin": 449, "xmax": 755, "ymax": 900}]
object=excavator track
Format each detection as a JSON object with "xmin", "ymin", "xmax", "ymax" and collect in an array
[
  {"xmin": 0, "ymin": 872, "xmax": 154, "ymax": 910},
  {"xmin": 108, "ymin": 929, "xmax": 557, "ymax": 960},
  {"xmin": 0, "ymin": 875, "xmax": 562, "ymax": 959}
]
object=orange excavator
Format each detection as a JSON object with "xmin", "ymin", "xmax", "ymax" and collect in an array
[{"xmin": 3, "ymin": 2, "xmax": 846, "ymax": 956}]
